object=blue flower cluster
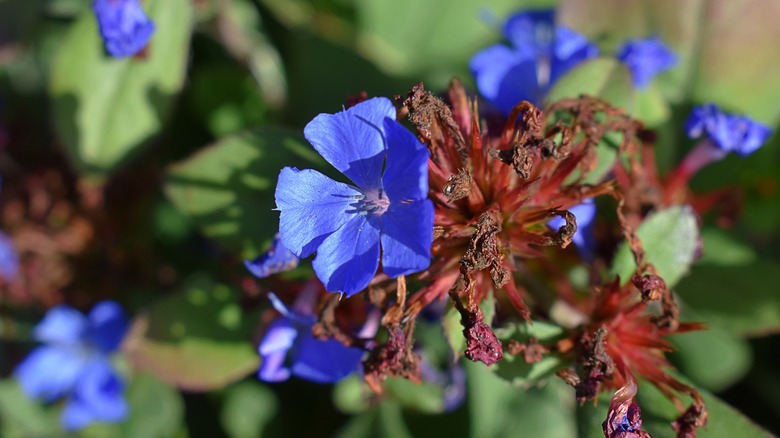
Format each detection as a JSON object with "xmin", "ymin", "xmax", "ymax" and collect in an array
[
  {"xmin": 275, "ymin": 98, "xmax": 434, "ymax": 297},
  {"xmin": 93, "ymin": 0, "xmax": 155, "ymax": 58},
  {"xmin": 686, "ymin": 104, "xmax": 772, "ymax": 157},
  {"xmin": 15, "ymin": 301, "xmax": 130, "ymax": 431}
]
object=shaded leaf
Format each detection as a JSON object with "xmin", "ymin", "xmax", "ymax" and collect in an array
[
  {"xmin": 546, "ymin": 58, "xmax": 634, "ymax": 110},
  {"xmin": 221, "ymin": 381, "xmax": 278, "ymax": 438},
  {"xmin": 467, "ymin": 362, "xmax": 576, "ymax": 438},
  {"xmin": 0, "ymin": 379, "xmax": 59, "ymax": 437},
  {"xmin": 165, "ymin": 129, "xmax": 325, "ymax": 258},
  {"xmin": 122, "ymin": 373, "xmax": 185, "ymax": 438},
  {"xmin": 676, "ymin": 261, "xmax": 780, "ymax": 337},
  {"xmin": 670, "ymin": 325, "xmax": 752, "ymax": 392},
  {"xmin": 126, "ymin": 273, "xmax": 259, "ymax": 391},
  {"xmin": 51, "ymin": 0, "xmax": 193, "ymax": 179}
]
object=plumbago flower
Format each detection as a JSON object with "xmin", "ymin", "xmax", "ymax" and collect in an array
[
  {"xmin": 258, "ymin": 290, "xmax": 375, "ymax": 383},
  {"xmin": 617, "ymin": 37, "xmax": 677, "ymax": 89},
  {"xmin": 15, "ymin": 301, "xmax": 130, "ymax": 431},
  {"xmin": 275, "ymin": 97, "xmax": 434, "ymax": 297},
  {"xmin": 93, "ymin": 0, "xmax": 155, "ymax": 58},
  {"xmin": 664, "ymin": 104, "xmax": 773, "ymax": 202},
  {"xmin": 470, "ymin": 9, "xmax": 598, "ymax": 114},
  {"xmin": 0, "ymin": 231, "xmax": 19, "ymax": 282}
]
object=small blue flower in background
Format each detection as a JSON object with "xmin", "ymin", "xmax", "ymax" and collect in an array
[
  {"xmin": 0, "ymin": 231, "xmax": 19, "ymax": 282},
  {"xmin": 686, "ymin": 104, "xmax": 772, "ymax": 157},
  {"xmin": 258, "ymin": 293, "xmax": 367, "ymax": 383},
  {"xmin": 548, "ymin": 199, "xmax": 597, "ymax": 259},
  {"xmin": 15, "ymin": 300, "xmax": 130, "ymax": 431},
  {"xmin": 470, "ymin": 10, "xmax": 598, "ymax": 114},
  {"xmin": 275, "ymin": 97, "xmax": 434, "ymax": 297},
  {"xmin": 93, "ymin": 0, "xmax": 155, "ymax": 58},
  {"xmin": 245, "ymin": 234, "xmax": 299, "ymax": 279},
  {"xmin": 617, "ymin": 37, "xmax": 677, "ymax": 89}
]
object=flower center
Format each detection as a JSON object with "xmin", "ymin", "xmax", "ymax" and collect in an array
[{"xmin": 357, "ymin": 189, "xmax": 390, "ymax": 216}]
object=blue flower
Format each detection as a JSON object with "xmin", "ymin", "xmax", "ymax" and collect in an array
[
  {"xmin": 244, "ymin": 234, "xmax": 299, "ymax": 279},
  {"xmin": 258, "ymin": 293, "xmax": 365, "ymax": 383},
  {"xmin": 685, "ymin": 104, "xmax": 772, "ymax": 157},
  {"xmin": 470, "ymin": 10, "xmax": 598, "ymax": 114},
  {"xmin": 93, "ymin": 0, "xmax": 155, "ymax": 58},
  {"xmin": 275, "ymin": 97, "xmax": 434, "ymax": 297},
  {"xmin": 15, "ymin": 301, "xmax": 130, "ymax": 431},
  {"xmin": 617, "ymin": 37, "xmax": 677, "ymax": 89},
  {"xmin": 548, "ymin": 199, "xmax": 596, "ymax": 258},
  {"xmin": 0, "ymin": 231, "xmax": 19, "ymax": 282}
]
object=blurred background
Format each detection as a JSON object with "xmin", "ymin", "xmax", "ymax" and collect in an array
[{"xmin": 0, "ymin": 0, "xmax": 779, "ymax": 436}]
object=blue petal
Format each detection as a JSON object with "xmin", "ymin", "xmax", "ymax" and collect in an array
[
  {"xmin": 311, "ymin": 215, "xmax": 380, "ymax": 297},
  {"xmin": 33, "ymin": 305, "xmax": 87, "ymax": 346},
  {"xmin": 93, "ymin": 0, "xmax": 155, "ymax": 58},
  {"xmin": 0, "ymin": 231, "xmax": 19, "ymax": 281},
  {"xmin": 470, "ymin": 44, "xmax": 526, "ymax": 108},
  {"xmin": 86, "ymin": 300, "xmax": 129, "ymax": 354},
  {"xmin": 303, "ymin": 97, "xmax": 395, "ymax": 190},
  {"xmin": 503, "ymin": 10, "xmax": 555, "ymax": 57},
  {"xmin": 61, "ymin": 359, "xmax": 127, "ymax": 431},
  {"xmin": 495, "ymin": 59, "xmax": 545, "ymax": 110},
  {"xmin": 15, "ymin": 346, "xmax": 87, "ymax": 402},
  {"xmin": 276, "ymin": 167, "xmax": 362, "ymax": 258},
  {"xmin": 290, "ymin": 332, "xmax": 364, "ymax": 383},
  {"xmin": 244, "ymin": 234, "xmax": 299, "ymax": 279},
  {"xmin": 550, "ymin": 27, "xmax": 599, "ymax": 85},
  {"xmin": 685, "ymin": 104, "xmax": 772, "ymax": 157},
  {"xmin": 257, "ymin": 318, "xmax": 298, "ymax": 382},
  {"xmin": 381, "ymin": 118, "xmax": 430, "ymax": 202},
  {"xmin": 380, "ymin": 200, "xmax": 434, "ymax": 278},
  {"xmin": 617, "ymin": 37, "xmax": 677, "ymax": 89}
]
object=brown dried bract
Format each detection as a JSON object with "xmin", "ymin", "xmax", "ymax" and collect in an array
[
  {"xmin": 507, "ymin": 338, "xmax": 549, "ymax": 363},
  {"xmin": 672, "ymin": 397, "xmax": 708, "ymax": 438},
  {"xmin": 363, "ymin": 322, "xmax": 421, "ymax": 393},
  {"xmin": 575, "ymin": 326, "xmax": 615, "ymax": 402},
  {"xmin": 443, "ymin": 168, "xmax": 472, "ymax": 201}
]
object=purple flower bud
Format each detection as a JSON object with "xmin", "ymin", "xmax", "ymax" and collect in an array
[
  {"xmin": 93, "ymin": 0, "xmax": 155, "ymax": 58},
  {"xmin": 685, "ymin": 104, "xmax": 772, "ymax": 157}
]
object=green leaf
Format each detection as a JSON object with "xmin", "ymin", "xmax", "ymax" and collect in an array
[
  {"xmin": 165, "ymin": 129, "xmax": 325, "ymax": 258},
  {"xmin": 611, "ymin": 205, "xmax": 699, "ymax": 287},
  {"xmin": 546, "ymin": 58, "xmax": 634, "ymax": 110},
  {"xmin": 558, "ymin": 0, "xmax": 780, "ymax": 124},
  {"xmin": 637, "ymin": 380, "xmax": 772, "ymax": 438},
  {"xmin": 676, "ymin": 261, "xmax": 780, "ymax": 336},
  {"xmin": 221, "ymin": 381, "xmax": 278, "ymax": 438},
  {"xmin": 697, "ymin": 228, "xmax": 757, "ymax": 267},
  {"xmin": 670, "ymin": 326, "xmax": 752, "ymax": 392},
  {"xmin": 126, "ymin": 273, "xmax": 260, "ymax": 391},
  {"xmin": 336, "ymin": 401, "xmax": 414, "ymax": 438},
  {"xmin": 51, "ymin": 0, "xmax": 193, "ymax": 180},
  {"xmin": 356, "ymin": 0, "xmax": 555, "ymax": 77},
  {"xmin": 467, "ymin": 362, "xmax": 577, "ymax": 438},
  {"xmin": 333, "ymin": 375, "xmax": 372, "ymax": 415},
  {"xmin": 492, "ymin": 321, "xmax": 566, "ymax": 386},
  {"xmin": 122, "ymin": 373, "xmax": 185, "ymax": 438},
  {"xmin": 0, "ymin": 379, "xmax": 60, "ymax": 437}
]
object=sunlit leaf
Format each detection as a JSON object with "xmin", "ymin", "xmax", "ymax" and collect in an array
[
  {"xmin": 51, "ymin": 0, "xmax": 193, "ymax": 180},
  {"xmin": 611, "ymin": 205, "xmax": 699, "ymax": 287}
]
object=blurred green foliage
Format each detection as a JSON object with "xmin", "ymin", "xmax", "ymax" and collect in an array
[{"xmin": 1, "ymin": 0, "xmax": 779, "ymax": 436}]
